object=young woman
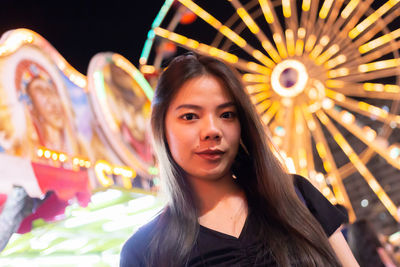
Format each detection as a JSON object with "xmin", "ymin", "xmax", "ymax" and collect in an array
[{"xmin": 120, "ymin": 53, "xmax": 358, "ymax": 266}]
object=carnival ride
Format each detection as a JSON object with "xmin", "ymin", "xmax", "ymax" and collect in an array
[
  {"xmin": 0, "ymin": 0, "xmax": 400, "ymax": 266},
  {"xmin": 140, "ymin": 0, "xmax": 400, "ymax": 227}
]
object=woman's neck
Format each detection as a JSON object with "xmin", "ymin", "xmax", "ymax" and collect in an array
[
  {"xmin": 188, "ymin": 173, "xmax": 245, "ymax": 216},
  {"xmin": 189, "ymin": 174, "xmax": 248, "ymax": 238}
]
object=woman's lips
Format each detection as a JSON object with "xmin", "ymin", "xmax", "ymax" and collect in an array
[{"xmin": 196, "ymin": 150, "xmax": 224, "ymax": 160}]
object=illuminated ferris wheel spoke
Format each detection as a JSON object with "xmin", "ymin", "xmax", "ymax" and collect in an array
[
  {"xmin": 326, "ymin": 89, "xmax": 400, "ymax": 126},
  {"xmin": 325, "ymin": 108, "xmax": 400, "ymax": 170},
  {"xmin": 327, "ymin": 82, "xmax": 400, "ymax": 100},
  {"xmin": 153, "ymin": 27, "xmax": 276, "ymax": 75},
  {"xmin": 228, "ymin": 0, "xmax": 278, "ymax": 65},
  {"xmin": 314, "ymin": 0, "xmax": 343, "ymax": 42},
  {"xmin": 281, "ymin": 103, "xmax": 295, "ymax": 155},
  {"xmin": 245, "ymin": 83, "xmax": 270, "ymax": 95},
  {"xmin": 177, "ymin": 0, "xmax": 279, "ymax": 68},
  {"xmin": 144, "ymin": 0, "xmax": 400, "ymax": 220},
  {"xmin": 334, "ymin": 0, "xmax": 372, "ymax": 48},
  {"xmin": 258, "ymin": 0, "xmax": 289, "ymax": 59},
  {"xmin": 358, "ymin": 27, "xmax": 400, "ymax": 56},
  {"xmin": 304, "ymin": 0, "xmax": 319, "ymax": 39},
  {"xmin": 243, "ymin": 73, "xmax": 270, "ymax": 84},
  {"xmin": 315, "ymin": 110, "xmax": 399, "ymax": 222},
  {"xmin": 293, "ymin": 106, "xmax": 309, "ymax": 176},
  {"xmin": 301, "ymin": 104, "xmax": 356, "ymax": 221},
  {"xmin": 349, "ymin": 0, "xmax": 400, "ymax": 41},
  {"xmin": 261, "ymin": 100, "xmax": 280, "ymax": 125},
  {"xmin": 351, "ymin": 9, "xmax": 400, "ymax": 52},
  {"xmin": 324, "ymin": 54, "xmax": 348, "ymax": 70}
]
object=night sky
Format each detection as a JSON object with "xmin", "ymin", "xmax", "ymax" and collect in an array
[{"xmin": 0, "ymin": 0, "xmax": 165, "ymax": 73}]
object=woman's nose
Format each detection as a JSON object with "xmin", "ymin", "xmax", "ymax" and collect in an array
[{"xmin": 201, "ymin": 115, "xmax": 222, "ymax": 141}]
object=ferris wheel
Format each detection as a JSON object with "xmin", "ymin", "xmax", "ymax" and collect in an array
[{"xmin": 140, "ymin": 0, "xmax": 400, "ymax": 223}]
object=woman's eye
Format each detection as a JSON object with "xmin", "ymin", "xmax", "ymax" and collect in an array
[
  {"xmin": 181, "ymin": 113, "xmax": 198, "ymax": 120},
  {"xmin": 221, "ymin": 111, "xmax": 236, "ymax": 119}
]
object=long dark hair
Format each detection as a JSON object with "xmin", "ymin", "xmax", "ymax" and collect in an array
[
  {"xmin": 148, "ymin": 53, "xmax": 341, "ymax": 266},
  {"xmin": 348, "ymin": 219, "xmax": 385, "ymax": 267}
]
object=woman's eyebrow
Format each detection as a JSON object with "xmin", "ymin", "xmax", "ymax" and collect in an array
[
  {"xmin": 175, "ymin": 104, "xmax": 201, "ymax": 110},
  {"xmin": 217, "ymin": 102, "xmax": 235, "ymax": 109},
  {"xmin": 175, "ymin": 102, "xmax": 235, "ymax": 111}
]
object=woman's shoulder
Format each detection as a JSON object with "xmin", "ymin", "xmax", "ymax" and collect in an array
[
  {"xmin": 292, "ymin": 174, "xmax": 347, "ymax": 236},
  {"xmin": 120, "ymin": 215, "xmax": 161, "ymax": 267}
]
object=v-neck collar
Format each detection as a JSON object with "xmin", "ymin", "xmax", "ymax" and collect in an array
[{"xmin": 198, "ymin": 211, "xmax": 251, "ymax": 241}]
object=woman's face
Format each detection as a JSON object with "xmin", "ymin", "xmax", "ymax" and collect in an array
[{"xmin": 165, "ymin": 75, "xmax": 241, "ymax": 182}]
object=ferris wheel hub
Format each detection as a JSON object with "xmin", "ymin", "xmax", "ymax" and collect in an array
[{"xmin": 271, "ymin": 59, "xmax": 308, "ymax": 98}]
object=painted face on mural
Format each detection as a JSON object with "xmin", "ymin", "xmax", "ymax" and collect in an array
[{"xmin": 27, "ymin": 77, "xmax": 65, "ymax": 129}]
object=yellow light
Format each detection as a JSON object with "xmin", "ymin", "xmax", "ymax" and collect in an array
[
  {"xmin": 252, "ymin": 50, "xmax": 274, "ymax": 68},
  {"xmin": 363, "ymin": 83, "xmax": 384, "ymax": 92},
  {"xmin": 359, "ymin": 29, "xmax": 400, "ymax": 54},
  {"xmin": 236, "ymin": 8, "xmax": 260, "ymax": 34},
  {"xmin": 79, "ymin": 159, "xmax": 85, "ymax": 167},
  {"xmin": 282, "ymin": 0, "xmax": 291, "ymax": 17},
  {"xmin": 73, "ymin": 158, "xmax": 79, "ymax": 165},
  {"xmin": 168, "ymin": 32, "xmax": 187, "ymax": 45},
  {"xmin": 186, "ymin": 39, "xmax": 200, "ymax": 49},
  {"xmin": 245, "ymin": 84, "xmax": 269, "ymax": 94},
  {"xmin": 295, "ymin": 39, "xmax": 304, "ymax": 56},
  {"xmin": 325, "ymin": 79, "xmax": 344, "ymax": 88},
  {"xmin": 340, "ymin": 110, "xmax": 355, "ymax": 124},
  {"xmin": 51, "ymin": 153, "xmax": 58, "ymax": 161},
  {"xmin": 44, "ymin": 150, "xmax": 51, "ymax": 159},
  {"xmin": 273, "ymin": 33, "xmax": 288, "ymax": 58},
  {"xmin": 261, "ymin": 101, "xmax": 280, "ymax": 125},
  {"xmin": 285, "ymin": 29, "xmax": 295, "ymax": 56},
  {"xmin": 384, "ymin": 84, "xmax": 400, "ymax": 93},
  {"xmin": 246, "ymin": 62, "xmax": 271, "ymax": 75},
  {"xmin": 298, "ymin": 28, "xmax": 306, "ymax": 39},
  {"xmin": 261, "ymin": 41, "xmax": 281, "ymax": 63},
  {"xmin": 323, "ymin": 161, "xmax": 332, "ymax": 172},
  {"xmin": 140, "ymin": 65, "xmax": 155, "ymax": 74},
  {"xmin": 94, "ymin": 160, "xmax": 114, "ymax": 187},
  {"xmin": 324, "ymin": 54, "xmax": 346, "ymax": 69},
  {"xmin": 259, "ymin": 0, "xmax": 274, "ymax": 23},
  {"xmin": 178, "ymin": 0, "xmax": 222, "ymax": 28},
  {"xmin": 348, "ymin": 0, "xmax": 399, "ymax": 39},
  {"xmin": 302, "ymin": 0, "xmax": 311, "ymax": 11},
  {"xmin": 358, "ymin": 59, "xmax": 400, "ymax": 73},
  {"xmin": 315, "ymin": 44, "xmax": 340, "ymax": 65},
  {"xmin": 37, "ymin": 149, "xmax": 44, "ymax": 157},
  {"xmin": 59, "ymin": 154, "xmax": 67, "ymax": 162},
  {"xmin": 154, "ymin": 27, "xmax": 169, "ymax": 38},
  {"xmin": 319, "ymin": 0, "xmax": 334, "ymax": 19},
  {"xmin": 325, "ymin": 89, "xmax": 346, "ymax": 101},
  {"xmin": 341, "ymin": 0, "xmax": 359, "ymax": 19},
  {"xmin": 252, "ymin": 91, "xmax": 271, "ymax": 103},
  {"xmin": 242, "ymin": 73, "xmax": 269, "ymax": 83},
  {"xmin": 322, "ymin": 187, "xmax": 331, "ymax": 197},
  {"xmin": 305, "ymin": 35, "xmax": 317, "ymax": 52},
  {"xmin": 320, "ymin": 35, "xmax": 330, "ymax": 46},
  {"xmin": 219, "ymin": 26, "xmax": 247, "ymax": 48},
  {"xmin": 255, "ymin": 99, "xmax": 272, "ymax": 113},
  {"xmin": 84, "ymin": 161, "xmax": 91, "ymax": 168},
  {"xmin": 316, "ymin": 143, "xmax": 327, "ymax": 158},
  {"xmin": 363, "ymin": 126, "xmax": 377, "ymax": 142},
  {"xmin": 327, "ymin": 67, "xmax": 349, "ymax": 78}
]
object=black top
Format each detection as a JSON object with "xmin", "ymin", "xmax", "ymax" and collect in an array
[{"xmin": 120, "ymin": 175, "xmax": 346, "ymax": 267}]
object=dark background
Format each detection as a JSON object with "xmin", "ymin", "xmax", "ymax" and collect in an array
[{"xmin": 0, "ymin": 0, "xmax": 165, "ymax": 73}]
